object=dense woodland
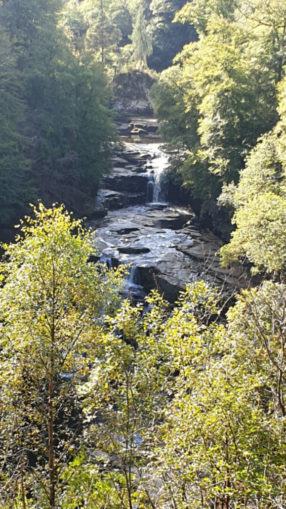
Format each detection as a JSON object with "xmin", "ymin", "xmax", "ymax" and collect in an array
[
  {"xmin": 0, "ymin": 0, "xmax": 195, "ymax": 232},
  {"xmin": 0, "ymin": 0, "xmax": 285, "ymax": 508}
]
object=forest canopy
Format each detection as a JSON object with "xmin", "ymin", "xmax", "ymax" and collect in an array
[
  {"xmin": 0, "ymin": 205, "xmax": 285, "ymax": 507},
  {"xmin": 0, "ymin": 0, "xmax": 195, "ymax": 233},
  {"xmin": 152, "ymin": 0, "xmax": 286, "ymax": 251},
  {"xmin": 0, "ymin": 0, "xmax": 116, "ymax": 229}
]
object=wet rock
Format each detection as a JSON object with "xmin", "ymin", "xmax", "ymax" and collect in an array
[
  {"xmin": 89, "ymin": 202, "xmax": 248, "ymax": 302},
  {"xmin": 89, "ymin": 133, "xmax": 248, "ymax": 302},
  {"xmin": 115, "ymin": 227, "xmax": 140, "ymax": 235},
  {"xmin": 112, "ymin": 156, "xmax": 130, "ymax": 167},
  {"xmin": 154, "ymin": 213, "xmax": 194, "ymax": 230},
  {"xmin": 117, "ymin": 123, "xmax": 131, "ymax": 135},
  {"xmin": 130, "ymin": 127, "xmax": 146, "ymax": 136},
  {"xmin": 154, "ymin": 274, "xmax": 188, "ymax": 303},
  {"xmin": 102, "ymin": 172, "xmax": 148, "ymax": 195},
  {"xmin": 96, "ymin": 189, "xmax": 146, "ymax": 210},
  {"xmin": 118, "ymin": 246, "xmax": 150, "ymax": 254},
  {"xmin": 116, "ymin": 117, "xmax": 159, "ymax": 141}
]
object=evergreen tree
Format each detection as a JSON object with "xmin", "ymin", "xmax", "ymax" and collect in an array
[{"xmin": 131, "ymin": 5, "xmax": 153, "ymax": 68}]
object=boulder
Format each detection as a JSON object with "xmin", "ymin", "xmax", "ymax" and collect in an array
[{"xmin": 118, "ymin": 247, "xmax": 150, "ymax": 254}]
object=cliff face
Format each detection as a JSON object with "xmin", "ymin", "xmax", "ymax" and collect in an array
[{"xmin": 112, "ymin": 71, "xmax": 155, "ymax": 116}]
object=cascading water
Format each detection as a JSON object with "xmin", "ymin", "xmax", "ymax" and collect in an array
[
  {"xmin": 145, "ymin": 144, "xmax": 169, "ymax": 204},
  {"xmin": 123, "ymin": 141, "xmax": 169, "ymax": 204},
  {"xmin": 99, "ymin": 253, "xmax": 113, "ymax": 268},
  {"xmin": 149, "ymin": 146, "xmax": 169, "ymax": 203},
  {"xmin": 123, "ymin": 266, "xmax": 145, "ymax": 302},
  {"xmin": 91, "ymin": 136, "xmax": 197, "ymax": 303}
]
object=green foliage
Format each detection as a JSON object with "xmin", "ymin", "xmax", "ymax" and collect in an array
[
  {"xmin": 176, "ymin": 0, "xmax": 239, "ymax": 35},
  {"xmin": 152, "ymin": 282, "xmax": 285, "ymax": 508},
  {"xmin": 152, "ymin": 0, "xmax": 284, "ymax": 217},
  {"xmin": 0, "ymin": 25, "xmax": 32, "ymax": 226},
  {"xmin": 221, "ymin": 77, "xmax": 286, "ymax": 274},
  {"xmin": 221, "ymin": 191, "xmax": 286, "ymax": 273},
  {"xmin": 77, "ymin": 295, "xmax": 169, "ymax": 508},
  {"xmin": 57, "ymin": 281, "xmax": 285, "ymax": 508},
  {"xmin": 0, "ymin": 203, "xmax": 123, "ymax": 507},
  {"xmin": 61, "ymin": 0, "xmax": 194, "ymax": 74},
  {"xmin": 61, "ymin": 453, "xmax": 125, "ymax": 508},
  {"xmin": 148, "ymin": 0, "xmax": 197, "ymax": 71},
  {"xmin": 61, "ymin": 0, "xmax": 134, "ymax": 71},
  {"xmin": 131, "ymin": 4, "xmax": 153, "ymax": 68},
  {"xmin": 1, "ymin": 246, "xmax": 285, "ymax": 508},
  {"xmin": 227, "ymin": 281, "xmax": 286, "ymax": 420},
  {"xmin": 0, "ymin": 0, "xmax": 117, "ymax": 230}
]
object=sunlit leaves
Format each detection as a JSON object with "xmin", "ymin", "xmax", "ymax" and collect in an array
[
  {"xmin": 221, "ymin": 84, "xmax": 286, "ymax": 274},
  {"xmin": 0, "ymin": 204, "xmax": 123, "ymax": 506},
  {"xmin": 153, "ymin": 282, "xmax": 286, "ymax": 508},
  {"xmin": 153, "ymin": 0, "xmax": 283, "ymax": 216}
]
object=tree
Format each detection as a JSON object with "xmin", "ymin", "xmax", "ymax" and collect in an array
[
  {"xmin": 131, "ymin": 4, "xmax": 153, "ymax": 68},
  {"xmin": 148, "ymin": 0, "xmax": 197, "ymax": 71},
  {"xmin": 152, "ymin": 0, "xmax": 285, "ymax": 223},
  {"xmin": 61, "ymin": 281, "xmax": 285, "ymax": 508},
  {"xmin": 220, "ymin": 77, "xmax": 286, "ymax": 274},
  {"xmin": 0, "ymin": 0, "xmax": 117, "ymax": 225},
  {"xmin": 152, "ymin": 282, "xmax": 286, "ymax": 508},
  {"xmin": 0, "ymin": 204, "xmax": 123, "ymax": 507},
  {"xmin": 0, "ymin": 24, "xmax": 32, "ymax": 228},
  {"xmin": 70, "ymin": 294, "xmax": 169, "ymax": 509},
  {"xmin": 61, "ymin": 0, "xmax": 133, "ymax": 71}
]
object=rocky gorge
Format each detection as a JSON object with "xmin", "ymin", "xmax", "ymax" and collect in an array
[{"xmin": 89, "ymin": 117, "xmax": 248, "ymax": 303}]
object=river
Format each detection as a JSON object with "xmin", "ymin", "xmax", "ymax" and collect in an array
[{"xmin": 88, "ymin": 119, "xmax": 246, "ymax": 302}]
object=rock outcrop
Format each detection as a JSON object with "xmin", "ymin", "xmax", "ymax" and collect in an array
[{"xmin": 112, "ymin": 71, "xmax": 155, "ymax": 116}]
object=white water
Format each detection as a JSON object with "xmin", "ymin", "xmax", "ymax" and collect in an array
[
  {"xmin": 125, "ymin": 142, "xmax": 169, "ymax": 204},
  {"xmin": 122, "ymin": 265, "xmax": 144, "ymax": 301}
]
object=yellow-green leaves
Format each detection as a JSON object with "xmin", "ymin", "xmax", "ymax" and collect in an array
[
  {"xmin": 154, "ymin": 281, "xmax": 286, "ymax": 508},
  {"xmin": 221, "ymin": 192, "xmax": 286, "ymax": 273},
  {"xmin": 221, "ymin": 113, "xmax": 286, "ymax": 273},
  {"xmin": 0, "ymin": 203, "xmax": 123, "ymax": 507}
]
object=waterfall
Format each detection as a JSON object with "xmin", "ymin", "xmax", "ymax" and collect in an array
[
  {"xmin": 147, "ymin": 178, "xmax": 154, "ymax": 202},
  {"xmin": 128, "ymin": 266, "xmax": 141, "ymax": 286},
  {"xmin": 123, "ymin": 266, "xmax": 145, "ymax": 302},
  {"xmin": 146, "ymin": 145, "xmax": 168, "ymax": 204}
]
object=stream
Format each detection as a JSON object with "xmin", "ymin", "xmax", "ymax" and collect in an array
[{"xmin": 88, "ymin": 119, "xmax": 246, "ymax": 302}]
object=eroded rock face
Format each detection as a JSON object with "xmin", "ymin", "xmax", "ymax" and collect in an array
[
  {"xmin": 94, "ymin": 189, "xmax": 146, "ymax": 212},
  {"xmin": 112, "ymin": 71, "xmax": 155, "ymax": 116},
  {"xmin": 102, "ymin": 171, "xmax": 148, "ymax": 194},
  {"xmin": 97, "ymin": 139, "xmax": 168, "ymax": 211}
]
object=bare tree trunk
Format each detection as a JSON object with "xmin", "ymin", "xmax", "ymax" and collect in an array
[
  {"xmin": 48, "ymin": 262, "xmax": 56, "ymax": 508},
  {"xmin": 48, "ymin": 365, "xmax": 55, "ymax": 508},
  {"xmin": 20, "ymin": 471, "xmax": 27, "ymax": 509}
]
